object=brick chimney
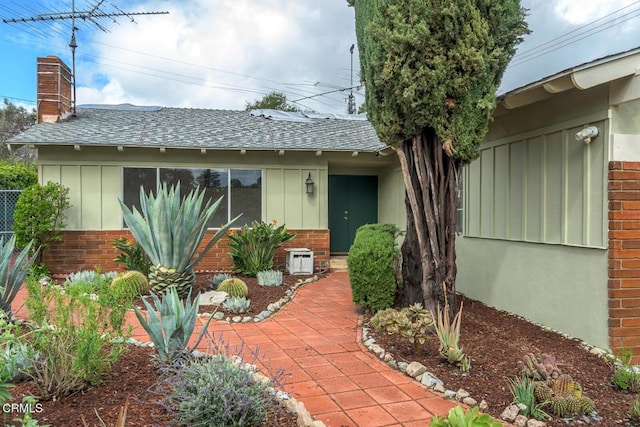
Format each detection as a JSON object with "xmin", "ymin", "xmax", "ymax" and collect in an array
[{"xmin": 36, "ymin": 56, "xmax": 72, "ymax": 124}]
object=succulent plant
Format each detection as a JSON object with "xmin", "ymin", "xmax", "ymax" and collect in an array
[
  {"xmin": 256, "ymin": 269, "xmax": 283, "ymax": 287},
  {"xmin": 111, "ymin": 270, "xmax": 149, "ymax": 297},
  {"xmin": 133, "ymin": 286, "xmax": 214, "ymax": 363},
  {"xmin": 223, "ymin": 296, "xmax": 251, "ymax": 314},
  {"xmin": 66, "ymin": 270, "xmax": 118, "ymax": 286},
  {"xmin": 119, "ymin": 182, "xmax": 239, "ymax": 297},
  {"xmin": 370, "ymin": 303, "xmax": 433, "ymax": 355},
  {"xmin": 217, "ymin": 278, "xmax": 248, "ymax": 298},
  {"xmin": 209, "ymin": 273, "xmax": 232, "ymax": 289},
  {"xmin": 518, "ymin": 352, "xmax": 562, "ymax": 381},
  {"xmin": 534, "ymin": 374, "xmax": 595, "ymax": 418}
]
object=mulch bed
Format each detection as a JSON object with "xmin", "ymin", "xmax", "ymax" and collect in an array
[{"xmin": 366, "ymin": 294, "xmax": 638, "ymax": 426}]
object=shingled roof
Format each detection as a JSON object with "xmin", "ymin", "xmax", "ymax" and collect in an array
[{"xmin": 8, "ymin": 105, "xmax": 386, "ymax": 152}]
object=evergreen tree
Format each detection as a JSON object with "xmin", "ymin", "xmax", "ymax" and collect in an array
[{"xmin": 350, "ymin": 0, "xmax": 528, "ymax": 310}]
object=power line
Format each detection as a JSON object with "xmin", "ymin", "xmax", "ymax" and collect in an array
[{"xmin": 510, "ymin": 2, "xmax": 640, "ymax": 67}]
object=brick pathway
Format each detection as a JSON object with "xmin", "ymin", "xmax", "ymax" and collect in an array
[{"xmin": 12, "ymin": 272, "xmax": 457, "ymax": 427}]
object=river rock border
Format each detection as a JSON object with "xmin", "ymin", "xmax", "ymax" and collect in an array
[
  {"xmin": 198, "ymin": 275, "xmax": 320, "ymax": 323},
  {"xmin": 127, "ymin": 338, "xmax": 325, "ymax": 427},
  {"xmin": 361, "ymin": 313, "xmax": 617, "ymax": 427}
]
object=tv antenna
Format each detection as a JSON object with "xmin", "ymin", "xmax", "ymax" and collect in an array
[
  {"xmin": 3, "ymin": 0, "xmax": 169, "ymax": 115},
  {"xmin": 348, "ymin": 44, "xmax": 356, "ymax": 114}
]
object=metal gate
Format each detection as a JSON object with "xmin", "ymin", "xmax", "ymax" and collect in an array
[{"xmin": 0, "ymin": 190, "xmax": 21, "ymax": 241}]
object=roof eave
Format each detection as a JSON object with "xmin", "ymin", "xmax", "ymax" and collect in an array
[{"xmin": 500, "ymin": 47, "xmax": 640, "ymax": 110}]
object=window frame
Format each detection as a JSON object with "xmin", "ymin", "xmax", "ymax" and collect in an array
[{"xmin": 121, "ymin": 166, "xmax": 263, "ymax": 229}]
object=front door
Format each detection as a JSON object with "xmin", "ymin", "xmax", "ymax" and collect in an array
[{"xmin": 328, "ymin": 175, "xmax": 378, "ymax": 254}]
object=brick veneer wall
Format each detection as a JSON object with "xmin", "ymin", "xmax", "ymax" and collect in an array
[
  {"xmin": 42, "ymin": 229, "xmax": 330, "ymax": 275},
  {"xmin": 608, "ymin": 161, "xmax": 640, "ymax": 359}
]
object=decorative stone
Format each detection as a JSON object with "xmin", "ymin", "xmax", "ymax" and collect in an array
[
  {"xmin": 479, "ymin": 400, "xmax": 489, "ymax": 412},
  {"xmin": 526, "ymin": 419, "xmax": 546, "ymax": 427},
  {"xmin": 388, "ymin": 360, "xmax": 398, "ymax": 369},
  {"xmin": 405, "ymin": 361, "xmax": 427, "ymax": 377},
  {"xmin": 383, "ymin": 353, "xmax": 394, "ymax": 362},
  {"xmin": 397, "ymin": 362, "xmax": 409, "ymax": 373},
  {"xmin": 443, "ymin": 390, "xmax": 457, "ymax": 399},
  {"xmin": 462, "ymin": 397, "xmax": 477, "ymax": 407},
  {"xmin": 456, "ymin": 388, "xmax": 470, "ymax": 401},
  {"xmin": 258, "ymin": 310, "xmax": 271, "ymax": 319},
  {"xmin": 242, "ymin": 316, "xmax": 252, "ymax": 323},
  {"xmin": 433, "ymin": 383, "xmax": 445, "ymax": 393},
  {"xmin": 516, "ymin": 403, "xmax": 527, "ymax": 412},
  {"xmin": 200, "ymin": 290, "xmax": 227, "ymax": 305},
  {"xmin": 369, "ymin": 344, "xmax": 385, "ymax": 356},
  {"xmin": 514, "ymin": 415, "xmax": 528, "ymax": 427},
  {"xmin": 232, "ymin": 316, "xmax": 242, "ymax": 323},
  {"xmin": 364, "ymin": 338, "xmax": 376, "ymax": 347},
  {"xmin": 421, "ymin": 372, "xmax": 444, "ymax": 389},
  {"xmin": 213, "ymin": 312, "xmax": 225, "ymax": 320},
  {"xmin": 500, "ymin": 404, "xmax": 521, "ymax": 423}
]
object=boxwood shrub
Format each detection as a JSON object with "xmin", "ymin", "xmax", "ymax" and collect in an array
[{"xmin": 347, "ymin": 223, "xmax": 400, "ymax": 311}]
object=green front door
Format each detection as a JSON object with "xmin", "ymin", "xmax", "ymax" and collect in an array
[{"xmin": 328, "ymin": 175, "xmax": 378, "ymax": 254}]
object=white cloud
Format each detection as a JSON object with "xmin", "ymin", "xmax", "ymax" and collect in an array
[
  {"xmin": 554, "ymin": 0, "xmax": 638, "ymax": 25},
  {"xmin": 74, "ymin": 0, "xmax": 359, "ymax": 113}
]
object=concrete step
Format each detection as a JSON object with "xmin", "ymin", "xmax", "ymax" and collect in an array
[{"xmin": 330, "ymin": 257, "xmax": 348, "ymax": 273}]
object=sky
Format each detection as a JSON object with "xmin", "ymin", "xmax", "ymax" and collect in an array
[{"xmin": 0, "ymin": 0, "xmax": 639, "ymax": 115}]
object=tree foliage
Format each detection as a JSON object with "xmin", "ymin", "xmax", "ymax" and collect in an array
[
  {"xmin": 245, "ymin": 91, "xmax": 300, "ymax": 112},
  {"xmin": 13, "ymin": 182, "xmax": 70, "ymax": 261},
  {"xmin": 351, "ymin": 0, "xmax": 528, "ymax": 311},
  {"xmin": 354, "ymin": 0, "xmax": 528, "ymax": 161},
  {"xmin": 0, "ymin": 99, "xmax": 37, "ymax": 164},
  {"xmin": 0, "ymin": 162, "xmax": 37, "ymax": 190}
]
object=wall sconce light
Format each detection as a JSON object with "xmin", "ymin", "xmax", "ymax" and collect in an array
[
  {"xmin": 305, "ymin": 173, "xmax": 315, "ymax": 194},
  {"xmin": 575, "ymin": 126, "xmax": 599, "ymax": 144}
]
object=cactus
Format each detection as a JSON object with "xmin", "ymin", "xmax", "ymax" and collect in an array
[
  {"xmin": 111, "ymin": 270, "xmax": 149, "ymax": 297},
  {"xmin": 223, "ymin": 296, "xmax": 251, "ymax": 314},
  {"xmin": 217, "ymin": 278, "xmax": 248, "ymax": 298},
  {"xmin": 534, "ymin": 374, "xmax": 595, "ymax": 417},
  {"xmin": 518, "ymin": 353, "xmax": 562, "ymax": 381},
  {"xmin": 256, "ymin": 269, "xmax": 283, "ymax": 287},
  {"xmin": 209, "ymin": 273, "xmax": 232, "ymax": 289}
]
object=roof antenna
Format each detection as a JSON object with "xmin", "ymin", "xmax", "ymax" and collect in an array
[
  {"xmin": 3, "ymin": 1, "xmax": 169, "ymax": 115},
  {"xmin": 69, "ymin": 0, "xmax": 77, "ymax": 116}
]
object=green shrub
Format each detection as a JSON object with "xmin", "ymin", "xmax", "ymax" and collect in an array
[
  {"xmin": 165, "ymin": 355, "xmax": 274, "ymax": 427},
  {"xmin": 24, "ymin": 276, "xmax": 134, "ymax": 400},
  {"xmin": 0, "ymin": 162, "xmax": 37, "ymax": 190},
  {"xmin": 112, "ymin": 237, "xmax": 152, "ymax": 275},
  {"xmin": 347, "ymin": 224, "xmax": 399, "ymax": 311},
  {"xmin": 228, "ymin": 220, "xmax": 295, "ymax": 276},
  {"xmin": 13, "ymin": 182, "xmax": 70, "ymax": 259}
]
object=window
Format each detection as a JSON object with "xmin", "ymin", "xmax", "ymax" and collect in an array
[{"xmin": 123, "ymin": 167, "xmax": 262, "ymax": 228}]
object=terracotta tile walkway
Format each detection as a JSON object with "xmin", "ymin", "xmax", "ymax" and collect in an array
[{"xmin": 11, "ymin": 272, "xmax": 457, "ymax": 427}]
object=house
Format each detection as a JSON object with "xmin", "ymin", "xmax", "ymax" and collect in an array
[
  {"xmin": 11, "ymin": 50, "xmax": 640, "ymax": 359},
  {"xmin": 456, "ymin": 47, "xmax": 640, "ymax": 358},
  {"xmin": 8, "ymin": 56, "xmax": 404, "ymax": 275}
]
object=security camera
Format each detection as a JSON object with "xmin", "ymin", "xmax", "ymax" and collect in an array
[{"xmin": 575, "ymin": 126, "xmax": 599, "ymax": 144}]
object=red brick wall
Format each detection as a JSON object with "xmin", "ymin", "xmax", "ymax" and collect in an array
[
  {"xmin": 42, "ymin": 229, "xmax": 329, "ymax": 275},
  {"xmin": 608, "ymin": 161, "xmax": 640, "ymax": 360}
]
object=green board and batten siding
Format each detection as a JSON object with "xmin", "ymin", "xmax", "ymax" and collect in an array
[{"xmin": 457, "ymin": 85, "xmax": 610, "ymax": 350}]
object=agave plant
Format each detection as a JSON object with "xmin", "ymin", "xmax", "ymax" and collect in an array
[
  {"xmin": 119, "ymin": 182, "xmax": 239, "ymax": 296},
  {"xmin": 134, "ymin": 286, "xmax": 214, "ymax": 363},
  {"xmin": 0, "ymin": 236, "xmax": 37, "ymax": 316}
]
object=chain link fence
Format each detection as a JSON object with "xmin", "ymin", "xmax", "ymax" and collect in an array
[{"xmin": 0, "ymin": 190, "xmax": 21, "ymax": 241}]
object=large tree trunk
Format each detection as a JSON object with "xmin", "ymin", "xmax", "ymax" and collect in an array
[{"xmin": 397, "ymin": 129, "xmax": 460, "ymax": 313}]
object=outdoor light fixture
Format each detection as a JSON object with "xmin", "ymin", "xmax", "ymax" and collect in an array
[
  {"xmin": 575, "ymin": 126, "xmax": 599, "ymax": 144},
  {"xmin": 305, "ymin": 173, "xmax": 315, "ymax": 194}
]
